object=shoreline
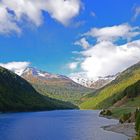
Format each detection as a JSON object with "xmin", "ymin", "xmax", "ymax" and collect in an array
[
  {"xmin": 102, "ymin": 122, "xmax": 136, "ymax": 138},
  {"xmin": 100, "ymin": 114, "xmax": 136, "ymax": 138}
]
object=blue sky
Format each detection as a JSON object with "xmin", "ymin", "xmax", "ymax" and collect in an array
[{"xmin": 0, "ymin": 0, "xmax": 140, "ymax": 77}]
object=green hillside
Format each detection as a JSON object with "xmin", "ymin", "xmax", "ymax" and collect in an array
[
  {"xmin": 80, "ymin": 62, "xmax": 140, "ymax": 109},
  {"xmin": 110, "ymin": 80, "xmax": 140, "ymax": 118},
  {"xmin": 0, "ymin": 66, "xmax": 77, "ymax": 112},
  {"xmin": 32, "ymin": 83, "xmax": 92, "ymax": 104}
]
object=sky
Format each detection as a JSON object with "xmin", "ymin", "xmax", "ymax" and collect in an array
[{"xmin": 0, "ymin": 0, "xmax": 140, "ymax": 79}]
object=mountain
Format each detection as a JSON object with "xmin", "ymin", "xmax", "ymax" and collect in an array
[
  {"xmin": 70, "ymin": 74, "xmax": 116, "ymax": 89},
  {"xmin": 21, "ymin": 67, "xmax": 92, "ymax": 104},
  {"xmin": 22, "ymin": 67, "xmax": 74, "ymax": 82},
  {"xmin": 80, "ymin": 62, "xmax": 140, "ymax": 110},
  {"xmin": 0, "ymin": 66, "xmax": 77, "ymax": 112}
]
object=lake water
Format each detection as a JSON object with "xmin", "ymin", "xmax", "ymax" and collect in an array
[{"xmin": 0, "ymin": 110, "xmax": 129, "ymax": 140}]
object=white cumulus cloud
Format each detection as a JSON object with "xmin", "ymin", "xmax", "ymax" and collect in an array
[
  {"xmin": 81, "ymin": 40, "xmax": 140, "ymax": 79},
  {"xmin": 84, "ymin": 24, "xmax": 140, "ymax": 42},
  {"xmin": 45, "ymin": 0, "xmax": 81, "ymax": 25},
  {"xmin": 71, "ymin": 24, "xmax": 140, "ymax": 79},
  {"xmin": 0, "ymin": 0, "xmax": 82, "ymax": 34},
  {"xmin": 0, "ymin": 4, "xmax": 21, "ymax": 34},
  {"xmin": 0, "ymin": 61, "xmax": 30, "ymax": 75}
]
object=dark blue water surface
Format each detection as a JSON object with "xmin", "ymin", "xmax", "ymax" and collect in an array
[{"xmin": 0, "ymin": 110, "xmax": 128, "ymax": 140}]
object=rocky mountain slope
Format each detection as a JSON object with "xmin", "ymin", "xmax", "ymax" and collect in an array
[{"xmin": 21, "ymin": 67, "xmax": 92, "ymax": 104}]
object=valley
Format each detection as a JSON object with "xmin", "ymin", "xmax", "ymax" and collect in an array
[
  {"xmin": 0, "ymin": 62, "xmax": 140, "ymax": 139},
  {"xmin": 0, "ymin": 1, "xmax": 140, "ymax": 139},
  {"xmin": 21, "ymin": 67, "xmax": 92, "ymax": 104}
]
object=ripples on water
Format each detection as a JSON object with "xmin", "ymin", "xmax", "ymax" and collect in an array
[{"xmin": 0, "ymin": 110, "xmax": 128, "ymax": 140}]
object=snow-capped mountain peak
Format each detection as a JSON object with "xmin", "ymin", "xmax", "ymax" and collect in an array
[
  {"xmin": 70, "ymin": 74, "xmax": 117, "ymax": 89},
  {"xmin": 22, "ymin": 67, "xmax": 57, "ymax": 78},
  {"xmin": 21, "ymin": 67, "xmax": 71, "ymax": 81}
]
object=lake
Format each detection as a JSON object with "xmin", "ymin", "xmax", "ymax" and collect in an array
[{"xmin": 0, "ymin": 110, "xmax": 129, "ymax": 140}]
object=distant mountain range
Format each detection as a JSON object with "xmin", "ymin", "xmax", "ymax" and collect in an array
[
  {"xmin": 70, "ymin": 74, "xmax": 117, "ymax": 89},
  {"xmin": 0, "ymin": 61, "xmax": 140, "ymax": 113},
  {"xmin": 15, "ymin": 66, "xmax": 116, "ymax": 90},
  {"xmin": 0, "ymin": 66, "xmax": 77, "ymax": 112},
  {"xmin": 21, "ymin": 67, "xmax": 92, "ymax": 104},
  {"xmin": 14, "ymin": 65, "xmax": 117, "ymax": 90}
]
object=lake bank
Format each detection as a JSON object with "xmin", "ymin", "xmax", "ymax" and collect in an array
[
  {"xmin": 99, "ymin": 112, "xmax": 136, "ymax": 139},
  {"xmin": 102, "ymin": 123, "xmax": 136, "ymax": 138}
]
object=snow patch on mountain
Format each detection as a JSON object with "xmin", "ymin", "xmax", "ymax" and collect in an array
[{"xmin": 69, "ymin": 73, "xmax": 117, "ymax": 89}]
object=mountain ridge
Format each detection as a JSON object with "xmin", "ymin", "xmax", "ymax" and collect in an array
[
  {"xmin": 0, "ymin": 66, "xmax": 77, "ymax": 112},
  {"xmin": 70, "ymin": 74, "xmax": 117, "ymax": 89},
  {"xmin": 80, "ymin": 61, "xmax": 140, "ymax": 109},
  {"xmin": 21, "ymin": 67, "xmax": 92, "ymax": 104}
]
